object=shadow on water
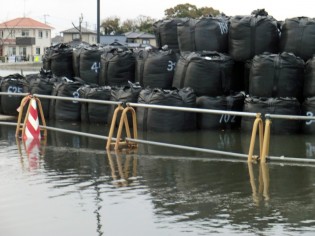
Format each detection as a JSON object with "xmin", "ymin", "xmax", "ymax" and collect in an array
[{"xmin": 1, "ymin": 123, "xmax": 315, "ymax": 235}]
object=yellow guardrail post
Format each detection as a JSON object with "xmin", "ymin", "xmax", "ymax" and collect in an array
[
  {"xmin": 248, "ymin": 113, "xmax": 264, "ymax": 162},
  {"xmin": 106, "ymin": 104, "xmax": 138, "ymax": 151},
  {"xmin": 106, "ymin": 105, "xmax": 124, "ymax": 150},
  {"xmin": 260, "ymin": 116, "xmax": 272, "ymax": 163}
]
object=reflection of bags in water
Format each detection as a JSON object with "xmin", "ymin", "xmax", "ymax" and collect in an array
[
  {"xmin": 0, "ymin": 125, "xmax": 18, "ymax": 146},
  {"xmin": 137, "ymin": 130, "xmax": 200, "ymax": 156},
  {"xmin": 241, "ymin": 131, "xmax": 306, "ymax": 159},
  {"xmin": 49, "ymin": 78, "xmax": 86, "ymax": 121},
  {"xmin": 48, "ymin": 121, "xmax": 83, "ymax": 148},
  {"xmin": 196, "ymin": 92, "xmax": 245, "ymax": 130},
  {"xmin": 303, "ymin": 135, "xmax": 315, "ymax": 158},
  {"xmin": 0, "ymin": 74, "xmax": 29, "ymax": 115},
  {"xmin": 137, "ymin": 87, "xmax": 197, "ymax": 132},
  {"xmin": 241, "ymin": 96, "xmax": 301, "ymax": 134},
  {"xmin": 107, "ymin": 82, "xmax": 142, "ymax": 126},
  {"xmin": 80, "ymin": 85, "xmax": 111, "ymax": 123},
  {"xmin": 301, "ymin": 97, "xmax": 315, "ymax": 134}
]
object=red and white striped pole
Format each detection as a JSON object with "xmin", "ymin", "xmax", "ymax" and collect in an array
[{"xmin": 23, "ymin": 98, "xmax": 41, "ymax": 140}]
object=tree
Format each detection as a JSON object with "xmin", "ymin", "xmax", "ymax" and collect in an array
[
  {"xmin": 164, "ymin": 3, "xmax": 221, "ymax": 18},
  {"xmin": 121, "ymin": 19, "xmax": 137, "ymax": 32},
  {"xmin": 198, "ymin": 7, "xmax": 221, "ymax": 17},
  {"xmin": 101, "ymin": 15, "xmax": 157, "ymax": 34},
  {"xmin": 101, "ymin": 16, "xmax": 121, "ymax": 35},
  {"xmin": 134, "ymin": 15, "xmax": 156, "ymax": 34},
  {"xmin": 72, "ymin": 13, "xmax": 84, "ymax": 41}
]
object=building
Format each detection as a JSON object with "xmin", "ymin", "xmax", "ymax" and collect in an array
[
  {"xmin": 100, "ymin": 35, "xmax": 127, "ymax": 46},
  {"xmin": 100, "ymin": 32, "xmax": 156, "ymax": 49},
  {"xmin": 0, "ymin": 17, "xmax": 53, "ymax": 61},
  {"xmin": 124, "ymin": 31, "xmax": 156, "ymax": 47},
  {"xmin": 61, "ymin": 27, "xmax": 97, "ymax": 45}
]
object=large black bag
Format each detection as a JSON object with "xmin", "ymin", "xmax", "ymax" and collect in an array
[
  {"xmin": 196, "ymin": 92, "xmax": 245, "ymax": 130},
  {"xmin": 301, "ymin": 97, "xmax": 315, "ymax": 134},
  {"xmin": 172, "ymin": 51, "xmax": 234, "ymax": 96},
  {"xmin": 99, "ymin": 49, "xmax": 135, "ymax": 86},
  {"xmin": 280, "ymin": 17, "xmax": 315, "ymax": 61},
  {"xmin": 177, "ymin": 16, "xmax": 229, "ymax": 53},
  {"xmin": 303, "ymin": 56, "xmax": 315, "ymax": 98},
  {"xmin": 107, "ymin": 82, "xmax": 142, "ymax": 126},
  {"xmin": 135, "ymin": 47, "xmax": 178, "ymax": 89},
  {"xmin": 0, "ymin": 74, "xmax": 29, "ymax": 115},
  {"xmin": 26, "ymin": 70, "xmax": 55, "ymax": 119},
  {"xmin": 49, "ymin": 78, "xmax": 86, "ymax": 121},
  {"xmin": 137, "ymin": 87, "xmax": 196, "ymax": 132},
  {"xmin": 80, "ymin": 85, "xmax": 111, "ymax": 123},
  {"xmin": 229, "ymin": 14, "xmax": 279, "ymax": 61},
  {"xmin": 241, "ymin": 96, "xmax": 301, "ymax": 134},
  {"xmin": 249, "ymin": 52, "xmax": 304, "ymax": 100},
  {"xmin": 50, "ymin": 43, "xmax": 74, "ymax": 78},
  {"xmin": 153, "ymin": 18, "xmax": 186, "ymax": 52},
  {"xmin": 79, "ymin": 45, "xmax": 105, "ymax": 84}
]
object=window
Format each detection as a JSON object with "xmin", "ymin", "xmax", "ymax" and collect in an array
[
  {"xmin": 9, "ymin": 30, "xmax": 15, "ymax": 38},
  {"xmin": 9, "ymin": 47, "xmax": 16, "ymax": 56},
  {"xmin": 72, "ymin": 33, "xmax": 80, "ymax": 40},
  {"xmin": 0, "ymin": 31, "xmax": 3, "ymax": 38},
  {"xmin": 36, "ymin": 47, "xmax": 40, "ymax": 55},
  {"xmin": 19, "ymin": 47, "xmax": 26, "ymax": 56},
  {"xmin": 142, "ymin": 39, "xmax": 150, "ymax": 45},
  {"xmin": 46, "ymin": 31, "xmax": 49, "ymax": 38},
  {"xmin": 21, "ymin": 30, "xmax": 29, "ymax": 37},
  {"xmin": 38, "ymin": 30, "xmax": 43, "ymax": 38}
]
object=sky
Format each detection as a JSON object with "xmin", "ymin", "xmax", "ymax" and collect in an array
[{"xmin": 0, "ymin": 0, "xmax": 314, "ymax": 36}]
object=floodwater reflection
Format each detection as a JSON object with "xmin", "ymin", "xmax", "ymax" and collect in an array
[{"xmin": 1, "ymin": 123, "xmax": 315, "ymax": 235}]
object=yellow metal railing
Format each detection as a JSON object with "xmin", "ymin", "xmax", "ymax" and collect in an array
[
  {"xmin": 106, "ymin": 104, "xmax": 138, "ymax": 151},
  {"xmin": 247, "ymin": 113, "xmax": 264, "ymax": 162}
]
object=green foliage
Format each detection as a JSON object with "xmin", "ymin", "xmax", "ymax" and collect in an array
[
  {"xmin": 100, "ymin": 3, "xmax": 222, "ymax": 34},
  {"xmin": 101, "ymin": 16, "xmax": 122, "ymax": 35},
  {"xmin": 101, "ymin": 15, "xmax": 156, "ymax": 34},
  {"xmin": 164, "ymin": 3, "xmax": 221, "ymax": 18}
]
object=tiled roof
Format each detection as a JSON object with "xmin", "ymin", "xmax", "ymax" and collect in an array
[
  {"xmin": 124, "ymin": 31, "xmax": 155, "ymax": 39},
  {"xmin": 0, "ymin": 17, "xmax": 54, "ymax": 29},
  {"xmin": 61, "ymin": 27, "xmax": 96, "ymax": 34},
  {"xmin": 100, "ymin": 35, "xmax": 126, "ymax": 45}
]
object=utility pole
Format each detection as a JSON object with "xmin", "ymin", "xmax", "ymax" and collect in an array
[
  {"xmin": 43, "ymin": 14, "xmax": 50, "ymax": 24},
  {"xmin": 97, "ymin": 0, "xmax": 100, "ymax": 43}
]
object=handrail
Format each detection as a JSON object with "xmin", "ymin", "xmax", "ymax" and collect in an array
[
  {"xmin": 3, "ymin": 121, "xmax": 315, "ymax": 165},
  {"xmin": 127, "ymin": 102, "xmax": 258, "ymax": 117},
  {"xmin": 3, "ymin": 92, "xmax": 315, "ymax": 164},
  {"xmin": 0, "ymin": 92, "xmax": 123, "ymax": 106},
  {"xmin": 126, "ymin": 137, "xmax": 248, "ymax": 158},
  {"xmin": 106, "ymin": 105, "xmax": 138, "ymax": 150},
  {"xmin": 260, "ymin": 113, "xmax": 315, "ymax": 163},
  {"xmin": 33, "ymin": 94, "xmax": 122, "ymax": 106}
]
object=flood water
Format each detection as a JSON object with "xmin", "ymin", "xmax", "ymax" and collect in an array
[{"xmin": 1, "ymin": 121, "xmax": 315, "ymax": 236}]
